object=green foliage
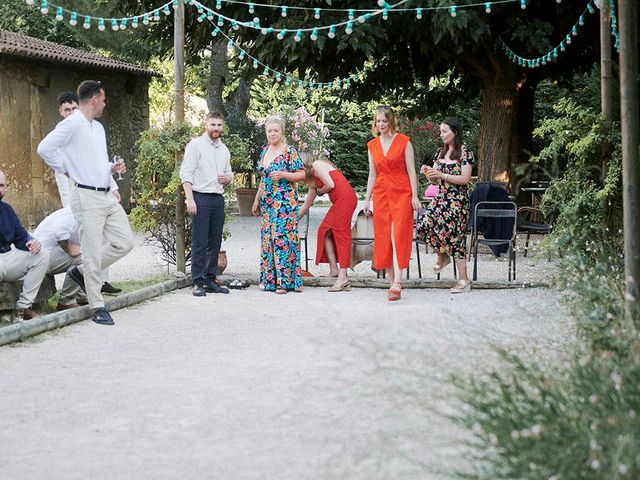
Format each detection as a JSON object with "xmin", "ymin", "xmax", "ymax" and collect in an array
[
  {"xmin": 452, "ymin": 94, "xmax": 636, "ymax": 480},
  {"xmin": 528, "ymin": 99, "xmax": 622, "ymax": 253},
  {"xmin": 129, "ymin": 121, "xmax": 196, "ymax": 265}
]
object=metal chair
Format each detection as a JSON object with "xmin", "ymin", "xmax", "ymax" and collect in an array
[
  {"xmin": 299, "ymin": 212, "xmax": 311, "ymax": 271},
  {"xmin": 471, "ymin": 201, "xmax": 518, "ymax": 281},
  {"xmin": 517, "ymin": 206, "xmax": 557, "ymax": 257},
  {"xmin": 414, "ymin": 206, "xmax": 458, "ymax": 280}
]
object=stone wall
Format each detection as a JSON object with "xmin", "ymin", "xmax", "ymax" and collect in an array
[{"xmin": 0, "ymin": 57, "xmax": 151, "ymax": 227}]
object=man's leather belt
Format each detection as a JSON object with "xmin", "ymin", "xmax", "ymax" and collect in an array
[{"xmin": 76, "ymin": 183, "xmax": 110, "ymax": 192}]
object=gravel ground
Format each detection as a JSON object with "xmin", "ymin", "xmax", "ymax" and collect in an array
[{"xmin": 1, "ymin": 207, "xmax": 573, "ymax": 480}]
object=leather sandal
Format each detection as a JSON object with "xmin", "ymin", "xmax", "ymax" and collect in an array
[
  {"xmin": 328, "ymin": 281, "xmax": 351, "ymax": 292},
  {"xmin": 450, "ymin": 280, "xmax": 471, "ymax": 294},
  {"xmin": 387, "ymin": 283, "xmax": 402, "ymax": 301},
  {"xmin": 433, "ymin": 256, "xmax": 451, "ymax": 274}
]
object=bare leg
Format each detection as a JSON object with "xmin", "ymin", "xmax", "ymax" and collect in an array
[
  {"xmin": 324, "ymin": 230, "xmax": 339, "ymax": 277},
  {"xmin": 454, "ymin": 256, "xmax": 469, "ymax": 284},
  {"xmin": 389, "ymin": 222, "xmax": 402, "ymax": 288}
]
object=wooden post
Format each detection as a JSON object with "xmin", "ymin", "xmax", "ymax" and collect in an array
[
  {"xmin": 600, "ymin": 0, "xmax": 613, "ymax": 123},
  {"xmin": 618, "ymin": 0, "xmax": 640, "ymax": 323},
  {"xmin": 600, "ymin": 0, "xmax": 614, "ymax": 227},
  {"xmin": 174, "ymin": 0, "xmax": 186, "ymax": 273}
]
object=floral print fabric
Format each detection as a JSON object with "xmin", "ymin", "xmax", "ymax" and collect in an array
[
  {"xmin": 416, "ymin": 145, "xmax": 475, "ymax": 258},
  {"xmin": 257, "ymin": 144, "xmax": 304, "ymax": 291}
]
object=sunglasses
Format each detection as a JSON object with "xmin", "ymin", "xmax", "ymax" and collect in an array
[{"xmin": 376, "ymin": 105, "xmax": 391, "ymax": 110}]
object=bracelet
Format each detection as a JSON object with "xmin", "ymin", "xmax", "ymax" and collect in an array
[{"xmin": 444, "ymin": 174, "xmax": 449, "ymax": 182}]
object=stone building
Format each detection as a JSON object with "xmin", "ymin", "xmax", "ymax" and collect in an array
[{"xmin": 0, "ymin": 29, "xmax": 157, "ymax": 226}]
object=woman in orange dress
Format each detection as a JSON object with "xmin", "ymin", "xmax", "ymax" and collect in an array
[
  {"xmin": 299, "ymin": 152, "xmax": 358, "ymax": 292},
  {"xmin": 364, "ymin": 106, "xmax": 421, "ymax": 301}
]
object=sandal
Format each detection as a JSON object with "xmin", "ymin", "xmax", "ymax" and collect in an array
[
  {"xmin": 275, "ymin": 288, "xmax": 288, "ymax": 295},
  {"xmin": 450, "ymin": 279, "xmax": 471, "ymax": 294},
  {"xmin": 387, "ymin": 282, "xmax": 402, "ymax": 301},
  {"xmin": 433, "ymin": 255, "xmax": 451, "ymax": 274},
  {"xmin": 328, "ymin": 281, "xmax": 351, "ymax": 292},
  {"xmin": 228, "ymin": 279, "xmax": 247, "ymax": 290}
]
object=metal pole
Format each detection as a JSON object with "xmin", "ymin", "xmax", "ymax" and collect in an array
[
  {"xmin": 174, "ymin": 0, "xmax": 186, "ymax": 273},
  {"xmin": 618, "ymin": 0, "xmax": 640, "ymax": 323}
]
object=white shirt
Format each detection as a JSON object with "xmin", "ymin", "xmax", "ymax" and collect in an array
[
  {"xmin": 180, "ymin": 134, "xmax": 233, "ymax": 194},
  {"xmin": 37, "ymin": 110, "xmax": 117, "ymax": 190},
  {"xmin": 33, "ymin": 207, "xmax": 79, "ymax": 251}
]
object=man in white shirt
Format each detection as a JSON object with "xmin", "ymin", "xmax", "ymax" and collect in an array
[
  {"xmin": 33, "ymin": 208, "xmax": 84, "ymax": 310},
  {"xmin": 50, "ymin": 92, "xmax": 121, "ymax": 296},
  {"xmin": 180, "ymin": 112, "xmax": 233, "ymax": 296},
  {"xmin": 37, "ymin": 80, "xmax": 134, "ymax": 326}
]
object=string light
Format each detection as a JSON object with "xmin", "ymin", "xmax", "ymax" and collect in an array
[
  {"xmin": 485, "ymin": 3, "xmax": 491, "ymax": 13},
  {"xmin": 55, "ymin": 6, "xmax": 63, "ymax": 20},
  {"xmin": 83, "ymin": 16, "xmax": 91, "ymax": 29},
  {"xmin": 500, "ymin": 0, "xmax": 601, "ymax": 68}
]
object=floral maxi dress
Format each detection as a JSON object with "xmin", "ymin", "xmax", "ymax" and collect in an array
[
  {"xmin": 416, "ymin": 145, "xmax": 475, "ymax": 259},
  {"xmin": 258, "ymin": 145, "xmax": 304, "ymax": 291}
]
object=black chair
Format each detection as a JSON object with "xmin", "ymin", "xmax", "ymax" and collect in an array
[
  {"xmin": 471, "ymin": 201, "xmax": 517, "ymax": 281},
  {"xmin": 299, "ymin": 212, "xmax": 311, "ymax": 271},
  {"xmin": 413, "ymin": 207, "xmax": 458, "ymax": 280},
  {"xmin": 517, "ymin": 206, "xmax": 558, "ymax": 257}
]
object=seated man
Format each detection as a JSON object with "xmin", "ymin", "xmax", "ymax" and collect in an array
[
  {"xmin": 0, "ymin": 170, "xmax": 49, "ymax": 319},
  {"xmin": 33, "ymin": 207, "xmax": 84, "ymax": 311}
]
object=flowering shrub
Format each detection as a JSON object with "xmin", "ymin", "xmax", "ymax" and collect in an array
[{"xmin": 272, "ymin": 106, "xmax": 331, "ymax": 158}]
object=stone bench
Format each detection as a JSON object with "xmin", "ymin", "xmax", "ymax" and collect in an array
[{"xmin": 0, "ymin": 276, "xmax": 57, "ymax": 323}]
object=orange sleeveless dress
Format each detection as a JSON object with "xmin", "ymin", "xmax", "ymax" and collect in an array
[{"xmin": 368, "ymin": 133, "xmax": 414, "ymax": 270}]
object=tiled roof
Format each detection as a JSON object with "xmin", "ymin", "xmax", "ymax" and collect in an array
[{"xmin": 0, "ymin": 29, "xmax": 157, "ymax": 76}]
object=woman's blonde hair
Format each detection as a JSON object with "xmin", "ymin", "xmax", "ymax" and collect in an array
[
  {"xmin": 264, "ymin": 114, "xmax": 288, "ymax": 144},
  {"xmin": 371, "ymin": 105, "xmax": 397, "ymax": 137},
  {"xmin": 299, "ymin": 151, "xmax": 315, "ymax": 183}
]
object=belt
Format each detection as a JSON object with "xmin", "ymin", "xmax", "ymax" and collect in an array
[{"xmin": 76, "ymin": 183, "xmax": 110, "ymax": 192}]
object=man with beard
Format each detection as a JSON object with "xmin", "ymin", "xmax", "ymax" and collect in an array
[
  {"xmin": 0, "ymin": 170, "xmax": 49, "ymax": 319},
  {"xmin": 180, "ymin": 112, "xmax": 233, "ymax": 297},
  {"xmin": 37, "ymin": 80, "xmax": 134, "ymax": 325}
]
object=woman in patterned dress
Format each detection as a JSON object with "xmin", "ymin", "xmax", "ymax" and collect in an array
[
  {"xmin": 417, "ymin": 117, "xmax": 474, "ymax": 293},
  {"xmin": 251, "ymin": 115, "xmax": 305, "ymax": 294}
]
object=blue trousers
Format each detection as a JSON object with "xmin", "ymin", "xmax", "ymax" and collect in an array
[{"xmin": 191, "ymin": 192, "xmax": 225, "ymax": 285}]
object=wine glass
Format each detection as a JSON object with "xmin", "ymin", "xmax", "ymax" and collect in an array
[{"xmin": 112, "ymin": 155, "xmax": 124, "ymax": 181}]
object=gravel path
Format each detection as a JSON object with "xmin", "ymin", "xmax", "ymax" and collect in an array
[{"xmin": 0, "ymin": 207, "xmax": 573, "ymax": 479}]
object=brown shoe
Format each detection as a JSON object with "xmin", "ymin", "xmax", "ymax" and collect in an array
[
  {"xmin": 56, "ymin": 303, "xmax": 80, "ymax": 311},
  {"xmin": 22, "ymin": 308, "xmax": 40, "ymax": 320}
]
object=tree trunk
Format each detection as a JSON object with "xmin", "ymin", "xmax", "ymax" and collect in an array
[
  {"xmin": 476, "ymin": 69, "xmax": 520, "ymax": 184},
  {"xmin": 206, "ymin": 38, "xmax": 228, "ymax": 116},
  {"xmin": 225, "ymin": 72, "xmax": 257, "ymax": 116}
]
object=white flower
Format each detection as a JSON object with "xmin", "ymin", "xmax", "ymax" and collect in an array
[
  {"xmin": 531, "ymin": 424, "xmax": 542, "ymax": 436},
  {"xmin": 618, "ymin": 464, "xmax": 628, "ymax": 474},
  {"xmin": 510, "ymin": 430, "xmax": 520, "ymax": 440},
  {"xmin": 591, "ymin": 459, "xmax": 600, "ymax": 470},
  {"xmin": 579, "ymin": 355, "xmax": 591, "ymax": 367},
  {"xmin": 488, "ymin": 433, "xmax": 498, "ymax": 446},
  {"xmin": 589, "ymin": 394, "xmax": 598, "ymax": 404}
]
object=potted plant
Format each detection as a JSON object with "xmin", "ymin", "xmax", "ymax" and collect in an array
[{"xmin": 226, "ymin": 110, "xmax": 263, "ymax": 216}]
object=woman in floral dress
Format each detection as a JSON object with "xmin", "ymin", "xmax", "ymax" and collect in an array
[
  {"xmin": 417, "ymin": 117, "xmax": 474, "ymax": 293},
  {"xmin": 252, "ymin": 115, "xmax": 305, "ymax": 294}
]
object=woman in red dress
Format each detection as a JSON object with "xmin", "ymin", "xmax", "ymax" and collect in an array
[
  {"xmin": 299, "ymin": 152, "xmax": 358, "ymax": 292},
  {"xmin": 364, "ymin": 106, "xmax": 421, "ymax": 301}
]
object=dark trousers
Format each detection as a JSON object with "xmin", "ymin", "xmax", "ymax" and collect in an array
[{"xmin": 191, "ymin": 192, "xmax": 225, "ymax": 285}]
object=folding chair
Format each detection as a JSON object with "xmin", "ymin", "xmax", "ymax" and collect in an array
[
  {"xmin": 471, "ymin": 201, "xmax": 517, "ymax": 281},
  {"xmin": 414, "ymin": 206, "xmax": 458, "ymax": 280},
  {"xmin": 299, "ymin": 212, "xmax": 311, "ymax": 272},
  {"xmin": 517, "ymin": 206, "xmax": 557, "ymax": 257}
]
